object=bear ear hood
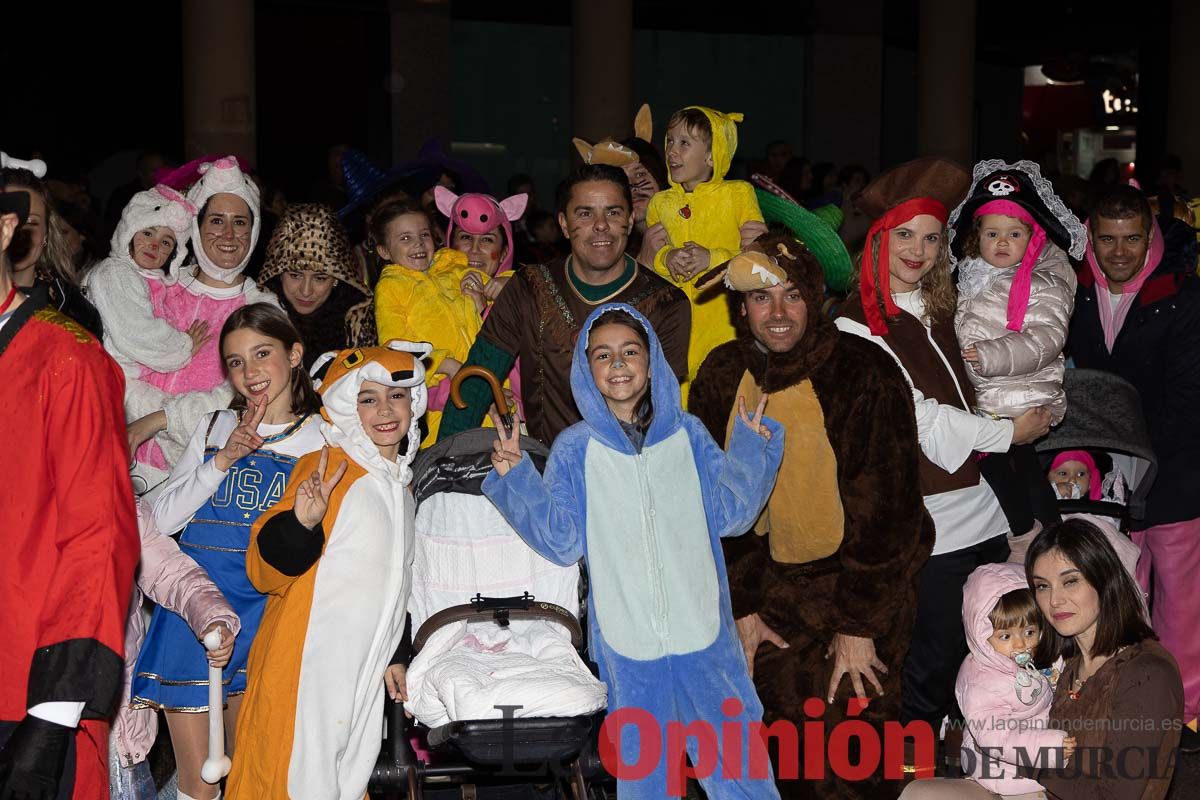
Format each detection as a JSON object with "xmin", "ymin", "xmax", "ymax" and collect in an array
[
  {"xmin": 111, "ymin": 185, "xmax": 197, "ymax": 274},
  {"xmin": 570, "ymin": 103, "xmax": 654, "ymax": 169},
  {"xmin": 569, "ymin": 303, "xmax": 682, "ymax": 454},
  {"xmin": 310, "ymin": 340, "xmax": 432, "ymax": 482}
]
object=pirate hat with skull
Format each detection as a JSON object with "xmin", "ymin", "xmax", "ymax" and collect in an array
[{"xmin": 948, "ymin": 160, "xmax": 1086, "ymax": 261}]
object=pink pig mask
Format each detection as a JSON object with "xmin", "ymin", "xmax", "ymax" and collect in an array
[{"xmin": 435, "ymin": 186, "xmax": 528, "ymax": 275}]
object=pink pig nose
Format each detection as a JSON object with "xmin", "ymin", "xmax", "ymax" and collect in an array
[{"xmin": 455, "ymin": 197, "xmax": 501, "ymax": 234}]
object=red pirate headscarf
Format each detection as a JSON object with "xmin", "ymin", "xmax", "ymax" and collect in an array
[{"xmin": 854, "ymin": 158, "xmax": 971, "ymax": 335}]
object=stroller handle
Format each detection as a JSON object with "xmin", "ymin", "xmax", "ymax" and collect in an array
[{"xmin": 413, "ymin": 596, "xmax": 583, "ymax": 653}]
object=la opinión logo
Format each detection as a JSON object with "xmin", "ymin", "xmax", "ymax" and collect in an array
[{"xmin": 598, "ymin": 697, "xmax": 937, "ymax": 795}]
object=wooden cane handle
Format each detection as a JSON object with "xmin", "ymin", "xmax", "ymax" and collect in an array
[{"xmin": 449, "ymin": 365, "xmax": 507, "ymax": 413}]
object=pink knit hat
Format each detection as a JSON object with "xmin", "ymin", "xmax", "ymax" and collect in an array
[{"xmin": 1049, "ymin": 450, "xmax": 1102, "ymax": 501}]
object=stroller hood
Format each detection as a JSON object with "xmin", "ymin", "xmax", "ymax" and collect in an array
[
  {"xmin": 1037, "ymin": 369, "xmax": 1157, "ymax": 519},
  {"xmin": 411, "ymin": 427, "xmax": 549, "ymax": 505}
]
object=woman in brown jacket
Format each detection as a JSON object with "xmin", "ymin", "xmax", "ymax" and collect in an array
[{"xmin": 1025, "ymin": 519, "xmax": 1183, "ymax": 799}]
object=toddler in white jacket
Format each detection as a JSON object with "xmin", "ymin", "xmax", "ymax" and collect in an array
[
  {"xmin": 948, "ymin": 161, "xmax": 1086, "ymax": 549},
  {"xmin": 86, "ymin": 185, "xmax": 208, "ymax": 380}
]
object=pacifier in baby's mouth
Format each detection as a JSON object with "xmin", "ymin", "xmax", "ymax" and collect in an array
[
  {"xmin": 1054, "ymin": 481, "xmax": 1084, "ymax": 500},
  {"xmin": 1013, "ymin": 651, "xmax": 1043, "ymax": 705}
]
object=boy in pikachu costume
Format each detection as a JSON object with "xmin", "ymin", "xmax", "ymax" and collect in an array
[
  {"xmin": 646, "ymin": 106, "xmax": 764, "ymax": 400},
  {"xmin": 227, "ymin": 341, "xmax": 430, "ymax": 800}
]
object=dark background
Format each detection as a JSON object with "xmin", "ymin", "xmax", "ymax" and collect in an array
[{"xmin": 0, "ymin": 0, "xmax": 1173, "ymax": 202}]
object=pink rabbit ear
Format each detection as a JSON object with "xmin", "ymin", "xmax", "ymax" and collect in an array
[
  {"xmin": 434, "ymin": 185, "xmax": 460, "ymax": 217},
  {"xmin": 499, "ymin": 193, "xmax": 528, "ymax": 222}
]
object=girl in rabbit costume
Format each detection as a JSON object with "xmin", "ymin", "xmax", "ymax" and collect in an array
[{"xmin": 86, "ymin": 185, "xmax": 203, "ymax": 380}]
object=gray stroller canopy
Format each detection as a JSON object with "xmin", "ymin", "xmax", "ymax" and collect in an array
[
  {"xmin": 1036, "ymin": 368, "xmax": 1157, "ymax": 520},
  {"xmin": 411, "ymin": 427, "xmax": 550, "ymax": 506}
]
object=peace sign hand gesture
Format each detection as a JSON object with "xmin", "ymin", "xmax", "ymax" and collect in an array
[
  {"xmin": 214, "ymin": 398, "xmax": 267, "ymax": 471},
  {"xmin": 488, "ymin": 409, "xmax": 524, "ymax": 477},
  {"xmin": 737, "ymin": 394, "xmax": 772, "ymax": 440},
  {"xmin": 294, "ymin": 447, "xmax": 349, "ymax": 530}
]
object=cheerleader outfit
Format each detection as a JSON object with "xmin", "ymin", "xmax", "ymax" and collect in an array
[{"xmin": 130, "ymin": 410, "xmax": 324, "ymax": 711}]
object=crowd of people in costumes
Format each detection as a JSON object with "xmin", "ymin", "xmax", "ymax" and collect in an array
[{"xmin": 0, "ymin": 91, "xmax": 1195, "ymax": 800}]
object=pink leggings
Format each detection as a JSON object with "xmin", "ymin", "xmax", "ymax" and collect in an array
[{"xmin": 1133, "ymin": 518, "xmax": 1200, "ymax": 721}]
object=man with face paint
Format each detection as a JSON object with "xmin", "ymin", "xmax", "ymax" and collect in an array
[
  {"xmin": 690, "ymin": 231, "xmax": 933, "ymax": 798},
  {"xmin": 438, "ymin": 164, "xmax": 690, "ymax": 445},
  {"xmin": 0, "ymin": 174, "xmax": 139, "ymax": 798},
  {"xmin": 1067, "ymin": 183, "xmax": 1200, "ymax": 751}
]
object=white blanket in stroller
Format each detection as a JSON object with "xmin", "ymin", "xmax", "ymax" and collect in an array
[{"xmin": 404, "ymin": 492, "xmax": 607, "ymax": 728}]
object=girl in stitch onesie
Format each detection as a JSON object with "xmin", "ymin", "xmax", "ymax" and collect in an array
[
  {"xmin": 87, "ymin": 185, "xmax": 209, "ymax": 382},
  {"xmin": 484, "ymin": 303, "xmax": 784, "ymax": 799},
  {"xmin": 373, "ymin": 198, "xmax": 490, "ymax": 443},
  {"xmin": 227, "ymin": 341, "xmax": 430, "ymax": 800},
  {"xmin": 130, "ymin": 305, "xmax": 325, "ymax": 800},
  {"xmin": 645, "ymin": 106, "xmax": 765, "ymax": 400},
  {"xmin": 125, "ymin": 157, "xmax": 279, "ymax": 498}
]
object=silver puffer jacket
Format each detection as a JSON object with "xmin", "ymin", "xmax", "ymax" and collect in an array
[{"xmin": 955, "ymin": 243, "xmax": 1077, "ymax": 425}]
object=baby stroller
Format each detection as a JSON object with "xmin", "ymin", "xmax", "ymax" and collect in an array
[
  {"xmin": 371, "ymin": 369, "xmax": 609, "ymax": 800},
  {"xmin": 1036, "ymin": 368, "xmax": 1157, "ymax": 529}
]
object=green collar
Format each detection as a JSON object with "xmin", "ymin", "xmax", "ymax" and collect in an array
[{"xmin": 566, "ymin": 254, "xmax": 637, "ymax": 304}]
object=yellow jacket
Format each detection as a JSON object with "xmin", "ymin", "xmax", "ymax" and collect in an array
[
  {"xmin": 645, "ymin": 105, "xmax": 763, "ymax": 400},
  {"xmin": 374, "ymin": 248, "xmax": 483, "ymax": 442}
]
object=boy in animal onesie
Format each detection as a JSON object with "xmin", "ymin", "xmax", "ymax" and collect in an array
[{"xmin": 227, "ymin": 340, "xmax": 430, "ymax": 800}]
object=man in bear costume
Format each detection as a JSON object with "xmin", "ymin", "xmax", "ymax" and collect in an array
[{"xmin": 689, "ymin": 232, "xmax": 934, "ymax": 798}]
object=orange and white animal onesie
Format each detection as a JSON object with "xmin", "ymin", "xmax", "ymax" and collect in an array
[{"xmin": 226, "ymin": 341, "xmax": 429, "ymax": 800}]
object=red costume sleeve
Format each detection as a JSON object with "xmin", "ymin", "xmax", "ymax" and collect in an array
[{"xmin": 25, "ymin": 329, "xmax": 139, "ymax": 719}]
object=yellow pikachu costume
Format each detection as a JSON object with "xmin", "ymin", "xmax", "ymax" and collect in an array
[
  {"xmin": 227, "ymin": 341, "xmax": 429, "ymax": 800},
  {"xmin": 645, "ymin": 106, "xmax": 764, "ymax": 401}
]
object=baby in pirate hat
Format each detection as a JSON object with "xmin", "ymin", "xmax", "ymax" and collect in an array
[{"xmin": 950, "ymin": 160, "xmax": 1087, "ymax": 547}]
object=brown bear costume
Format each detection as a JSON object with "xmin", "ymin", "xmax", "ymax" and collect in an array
[{"xmin": 689, "ymin": 232, "xmax": 934, "ymax": 799}]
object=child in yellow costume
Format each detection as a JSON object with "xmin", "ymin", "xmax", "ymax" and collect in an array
[
  {"xmin": 645, "ymin": 106, "xmax": 764, "ymax": 400},
  {"xmin": 227, "ymin": 341, "xmax": 429, "ymax": 800},
  {"xmin": 372, "ymin": 199, "xmax": 482, "ymax": 443}
]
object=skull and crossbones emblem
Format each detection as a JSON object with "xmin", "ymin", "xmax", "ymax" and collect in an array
[{"xmin": 987, "ymin": 176, "xmax": 1019, "ymax": 196}]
